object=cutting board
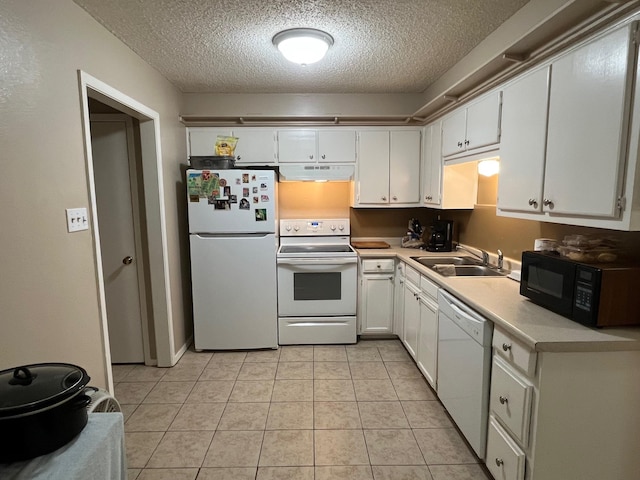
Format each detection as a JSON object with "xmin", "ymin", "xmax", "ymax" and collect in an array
[{"xmin": 351, "ymin": 241, "xmax": 391, "ymax": 249}]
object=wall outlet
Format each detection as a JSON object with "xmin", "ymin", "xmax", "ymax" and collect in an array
[{"xmin": 66, "ymin": 208, "xmax": 89, "ymax": 232}]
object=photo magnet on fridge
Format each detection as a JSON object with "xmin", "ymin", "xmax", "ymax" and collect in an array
[
  {"xmin": 214, "ymin": 200, "xmax": 231, "ymax": 210},
  {"xmin": 219, "ymin": 178, "xmax": 227, "ymax": 187},
  {"xmin": 252, "ymin": 186, "xmax": 258, "ymax": 194},
  {"xmin": 243, "ymin": 188, "xmax": 250, "ymax": 197},
  {"xmin": 255, "ymin": 209, "xmax": 267, "ymax": 221},
  {"xmin": 187, "ymin": 172, "xmax": 202, "ymax": 197},
  {"xmin": 251, "ymin": 174, "xmax": 257, "ymax": 181},
  {"xmin": 260, "ymin": 182, "xmax": 268, "ymax": 191},
  {"xmin": 239, "ymin": 198, "xmax": 250, "ymax": 210},
  {"xmin": 253, "ymin": 196, "xmax": 259, "ymax": 204},
  {"xmin": 230, "ymin": 195, "xmax": 237, "ymax": 204},
  {"xmin": 242, "ymin": 174, "xmax": 249, "ymax": 183},
  {"xmin": 261, "ymin": 195, "xmax": 269, "ymax": 202},
  {"xmin": 223, "ymin": 186, "xmax": 231, "ymax": 197}
]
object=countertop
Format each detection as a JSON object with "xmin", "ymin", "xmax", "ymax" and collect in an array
[{"xmin": 356, "ymin": 245, "xmax": 640, "ymax": 353}]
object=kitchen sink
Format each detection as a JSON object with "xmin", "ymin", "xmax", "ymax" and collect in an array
[
  {"xmin": 410, "ymin": 256, "xmax": 508, "ymax": 277},
  {"xmin": 410, "ymin": 256, "xmax": 483, "ymax": 266}
]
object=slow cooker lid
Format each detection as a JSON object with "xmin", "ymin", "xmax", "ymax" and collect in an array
[{"xmin": 0, "ymin": 363, "xmax": 90, "ymax": 416}]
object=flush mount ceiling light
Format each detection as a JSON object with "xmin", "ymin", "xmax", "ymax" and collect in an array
[
  {"xmin": 273, "ymin": 28, "xmax": 334, "ymax": 65},
  {"xmin": 477, "ymin": 159, "xmax": 500, "ymax": 177}
]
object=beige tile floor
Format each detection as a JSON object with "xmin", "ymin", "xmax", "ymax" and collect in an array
[{"xmin": 114, "ymin": 339, "xmax": 492, "ymax": 480}]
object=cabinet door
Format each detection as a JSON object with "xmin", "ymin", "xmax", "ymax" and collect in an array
[
  {"xmin": 422, "ymin": 122, "xmax": 442, "ymax": 206},
  {"xmin": 318, "ymin": 130, "xmax": 356, "ymax": 163},
  {"xmin": 234, "ymin": 129, "xmax": 277, "ymax": 164},
  {"xmin": 441, "ymin": 109, "xmax": 466, "ymax": 157},
  {"xmin": 360, "ymin": 275, "xmax": 394, "ymax": 334},
  {"xmin": 357, "ymin": 131, "xmax": 390, "ymax": 204},
  {"xmin": 497, "ymin": 67, "xmax": 550, "ymax": 213},
  {"xmin": 188, "ymin": 128, "xmax": 233, "ymax": 156},
  {"xmin": 544, "ymin": 25, "xmax": 633, "ymax": 217},
  {"xmin": 277, "ymin": 130, "xmax": 317, "ymax": 163},
  {"xmin": 465, "ymin": 91, "xmax": 502, "ymax": 150},
  {"xmin": 402, "ymin": 282, "xmax": 420, "ymax": 359},
  {"xmin": 389, "ymin": 130, "xmax": 421, "ymax": 204},
  {"xmin": 417, "ymin": 294, "xmax": 438, "ymax": 389},
  {"xmin": 393, "ymin": 263, "xmax": 405, "ymax": 337}
]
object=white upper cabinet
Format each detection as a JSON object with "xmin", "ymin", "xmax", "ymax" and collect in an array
[
  {"xmin": 497, "ymin": 66, "xmax": 550, "ymax": 213},
  {"xmin": 355, "ymin": 130, "xmax": 421, "ymax": 206},
  {"xmin": 277, "ymin": 129, "xmax": 317, "ymax": 163},
  {"xmin": 442, "ymin": 91, "xmax": 502, "ymax": 158},
  {"xmin": 422, "ymin": 123, "xmax": 442, "ymax": 207},
  {"xmin": 234, "ymin": 128, "xmax": 277, "ymax": 164},
  {"xmin": 277, "ymin": 129, "xmax": 356, "ymax": 163},
  {"xmin": 188, "ymin": 128, "xmax": 233, "ymax": 156},
  {"xmin": 498, "ymin": 21, "xmax": 640, "ymax": 229},
  {"xmin": 543, "ymin": 25, "xmax": 632, "ymax": 218},
  {"xmin": 318, "ymin": 130, "xmax": 357, "ymax": 163}
]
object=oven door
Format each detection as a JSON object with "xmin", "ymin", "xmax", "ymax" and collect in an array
[{"xmin": 277, "ymin": 257, "xmax": 357, "ymax": 316}]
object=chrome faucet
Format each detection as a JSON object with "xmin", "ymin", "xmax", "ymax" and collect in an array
[
  {"xmin": 456, "ymin": 244, "xmax": 489, "ymax": 266},
  {"xmin": 497, "ymin": 249, "xmax": 504, "ymax": 270}
]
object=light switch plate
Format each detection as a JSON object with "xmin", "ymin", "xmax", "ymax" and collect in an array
[{"xmin": 66, "ymin": 208, "xmax": 89, "ymax": 232}]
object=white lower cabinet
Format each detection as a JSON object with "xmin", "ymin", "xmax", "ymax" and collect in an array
[
  {"xmin": 486, "ymin": 416, "xmax": 526, "ymax": 480},
  {"xmin": 358, "ymin": 258, "xmax": 395, "ymax": 335},
  {"xmin": 489, "ymin": 326, "xmax": 640, "ymax": 480},
  {"xmin": 416, "ymin": 276, "xmax": 438, "ymax": 389},
  {"xmin": 402, "ymin": 266, "xmax": 420, "ymax": 358}
]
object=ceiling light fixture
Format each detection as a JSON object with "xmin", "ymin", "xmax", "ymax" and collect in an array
[
  {"xmin": 477, "ymin": 159, "xmax": 500, "ymax": 177},
  {"xmin": 273, "ymin": 28, "xmax": 334, "ymax": 66}
]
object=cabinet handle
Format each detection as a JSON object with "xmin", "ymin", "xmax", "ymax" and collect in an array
[
  {"xmin": 528, "ymin": 198, "xmax": 538, "ymax": 208},
  {"xmin": 381, "ymin": 196, "xmax": 387, "ymax": 201},
  {"xmin": 502, "ymin": 343, "xmax": 512, "ymax": 352},
  {"xmin": 499, "ymin": 395, "xmax": 508, "ymax": 405},
  {"xmin": 464, "ymin": 139, "xmax": 470, "ymax": 146},
  {"xmin": 543, "ymin": 198, "xmax": 554, "ymax": 208},
  {"xmin": 321, "ymin": 154, "xmax": 326, "ymax": 159},
  {"xmin": 457, "ymin": 141, "xmax": 463, "ymax": 148},
  {"xmin": 495, "ymin": 458, "xmax": 504, "ymax": 467},
  {"xmin": 237, "ymin": 155, "xmax": 241, "ymax": 160},
  {"xmin": 392, "ymin": 196, "xmax": 397, "ymax": 201}
]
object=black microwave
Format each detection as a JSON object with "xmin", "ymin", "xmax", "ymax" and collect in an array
[{"xmin": 520, "ymin": 251, "xmax": 640, "ymax": 327}]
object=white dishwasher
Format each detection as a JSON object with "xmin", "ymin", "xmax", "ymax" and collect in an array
[{"xmin": 437, "ymin": 289, "xmax": 493, "ymax": 459}]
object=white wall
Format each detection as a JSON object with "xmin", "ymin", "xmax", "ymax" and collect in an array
[{"xmin": 0, "ymin": 0, "xmax": 188, "ymax": 388}]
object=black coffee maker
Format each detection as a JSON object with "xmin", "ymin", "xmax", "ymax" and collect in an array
[{"xmin": 426, "ymin": 219, "xmax": 453, "ymax": 252}]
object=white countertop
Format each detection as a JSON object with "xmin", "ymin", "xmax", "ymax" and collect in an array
[{"xmin": 356, "ymin": 246, "xmax": 640, "ymax": 352}]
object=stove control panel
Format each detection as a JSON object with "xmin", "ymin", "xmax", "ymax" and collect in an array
[{"xmin": 280, "ymin": 218, "xmax": 350, "ymax": 236}]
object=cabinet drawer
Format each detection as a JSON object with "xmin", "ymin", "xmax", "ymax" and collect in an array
[
  {"xmin": 490, "ymin": 355, "xmax": 533, "ymax": 447},
  {"xmin": 406, "ymin": 265, "xmax": 420, "ymax": 285},
  {"xmin": 420, "ymin": 275, "xmax": 439, "ymax": 300},
  {"xmin": 362, "ymin": 259, "xmax": 395, "ymax": 273},
  {"xmin": 486, "ymin": 416, "xmax": 526, "ymax": 480},
  {"xmin": 493, "ymin": 327, "xmax": 537, "ymax": 376}
]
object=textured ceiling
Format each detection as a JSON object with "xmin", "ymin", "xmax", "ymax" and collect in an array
[{"xmin": 73, "ymin": 0, "xmax": 530, "ymax": 94}]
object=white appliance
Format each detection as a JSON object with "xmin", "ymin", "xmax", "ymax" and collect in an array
[
  {"xmin": 187, "ymin": 168, "xmax": 278, "ymax": 350},
  {"xmin": 277, "ymin": 218, "xmax": 357, "ymax": 344},
  {"xmin": 437, "ymin": 289, "xmax": 493, "ymax": 458}
]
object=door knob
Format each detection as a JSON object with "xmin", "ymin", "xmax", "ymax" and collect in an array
[{"xmin": 122, "ymin": 256, "xmax": 133, "ymax": 265}]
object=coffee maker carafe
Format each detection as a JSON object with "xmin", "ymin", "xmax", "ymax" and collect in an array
[{"xmin": 426, "ymin": 219, "xmax": 453, "ymax": 252}]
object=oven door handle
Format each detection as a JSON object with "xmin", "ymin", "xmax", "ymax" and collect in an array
[{"xmin": 277, "ymin": 258, "xmax": 357, "ymax": 265}]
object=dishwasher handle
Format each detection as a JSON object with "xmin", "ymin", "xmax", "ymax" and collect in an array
[{"xmin": 439, "ymin": 290, "xmax": 493, "ymax": 346}]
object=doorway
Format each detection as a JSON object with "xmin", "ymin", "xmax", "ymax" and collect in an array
[
  {"xmin": 78, "ymin": 71, "xmax": 175, "ymax": 392},
  {"xmin": 90, "ymin": 113, "xmax": 149, "ymax": 364}
]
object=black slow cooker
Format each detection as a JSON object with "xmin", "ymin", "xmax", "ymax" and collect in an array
[{"xmin": 0, "ymin": 363, "xmax": 91, "ymax": 463}]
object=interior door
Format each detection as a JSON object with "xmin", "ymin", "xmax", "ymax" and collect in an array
[{"xmin": 91, "ymin": 117, "xmax": 145, "ymax": 363}]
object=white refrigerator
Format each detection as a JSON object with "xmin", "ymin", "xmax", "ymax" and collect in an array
[{"xmin": 187, "ymin": 168, "xmax": 278, "ymax": 350}]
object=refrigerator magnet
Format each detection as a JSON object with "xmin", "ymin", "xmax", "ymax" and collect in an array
[
  {"xmin": 219, "ymin": 178, "xmax": 227, "ymax": 187},
  {"xmin": 239, "ymin": 198, "xmax": 250, "ymax": 210},
  {"xmin": 207, "ymin": 194, "xmax": 216, "ymax": 205},
  {"xmin": 235, "ymin": 178, "xmax": 241, "ymax": 185},
  {"xmin": 252, "ymin": 186, "xmax": 258, "ymax": 194},
  {"xmin": 242, "ymin": 174, "xmax": 249, "ymax": 183},
  {"xmin": 260, "ymin": 182, "xmax": 268, "ymax": 191},
  {"xmin": 251, "ymin": 174, "xmax": 257, "ymax": 181},
  {"xmin": 255, "ymin": 209, "xmax": 267, "ymax": 221},
  {"xmin": 253, "ymin": 196, "xmax": 259, "ymax": 204},
  {"xmin": 230, "ymin": 195, "xmax": 237, "ymax": 204},
  {"xmin": 189, "ymin": 195, "xmax": 200, "ymax": 203},
  {"xmin": 223, "ymin": 186, "xmax": 231, "ymax": 197},
  {"xmin": 243, "ymin": 188, "xmax": 249, "ymax": 197},
  {"xmin": 261, "ymin": 195, "xmax": 269, "ymax": 202},
  {"xmin": 214, "ymin": 200, "xmax": 230, "ymax": 210},
  {"xmin": 187, "ymin": 172, "xmax": 202, "ymax": 197}
]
